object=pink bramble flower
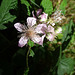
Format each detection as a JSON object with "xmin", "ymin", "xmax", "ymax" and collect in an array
[
  {"xmin": 39, "ymin": 12, "xmax": 48, "ymax": 22},
  {"xmin": 32, "ymin": 9, "xmax": 48, "ymax": 22},
  {"xmin": 14, "ymin": 17, "xmax": 45, "ymax": 47},
  {"xmin": 46, "ymin": 25, "xmax": 55, "ymax": 41},
  {"xmin": 36, "ymin": 24, "xmax": 55, "ymax": 41}
]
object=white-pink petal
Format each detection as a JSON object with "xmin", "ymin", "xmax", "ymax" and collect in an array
[
  {"xmin": 14, "ymin": 23, "xmax": 24, "ymax": 32},
  {"xmin": 47, "ymin": 25, "xmax": 54, "ymax": 33},
  {"xmin": 35, "ymin": 24, "xmax": 47, "ymax": 34},
  {"xmin": 27, "ymin": 17, "xmax": 36, "ymax": 27},
  {"xmin": 40, "ymin": 34, "xmax": 46, "ymax": 46},
  {"xmin": 46, "ymin": 34, "xmax": 54, "ymax": 41},
  {"xmin": 31, "ymin": 35, "xmax": 43, "ymax": 45},
  {"xmin": 18, "ymin": 36, "xmax": 28, "ymax": 47}
]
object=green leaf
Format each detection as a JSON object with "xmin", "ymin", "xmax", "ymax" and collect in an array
[
  {"xmin": 68, "ymin": 20, "xmax": 74, "ymax": 34},
  {"xmin": 0, "ymin": 24, "xmax": 7, "ymax": 30},
  {"xmin": 0, "ymin": 0, "xmax": 17, "ymax": 30},
  {"xmin": 29, "ymin": 49, "xmax": 35, "ymax": 57},
  {"xmin": 28, "ymin": 40, "xmax": 34, "ymax": 47},
  {"xmin": 60, "ymin": 0, "xmax": 67, "ymax": 14},
  {"xmin": 21, "ymin": 0, "xmax": 31, "ymax": 16},
  {"xmin": 57, "ymin": 57, "xmax": 75, "ymax": 75},
  {"xmin": 41, "ymin": 0, "xmax": 53, "ymax": 14}
]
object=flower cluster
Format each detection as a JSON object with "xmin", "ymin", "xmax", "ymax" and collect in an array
[{"xmin": 14, "ymin": 9, "xmax": 65, "ymax": 47}]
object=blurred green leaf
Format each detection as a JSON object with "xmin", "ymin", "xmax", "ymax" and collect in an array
[
  {"xmin": 41, "ymin": 0, "xmax": 53, "ymax": 14},
  {"xmin": 0, "ymin": 0, "xmax": 17, "ymax": 30},
  {"xmin": 57, "ymin": 57, "xmax": 75, "ymax": 75},
  {"xmin": 21, "ymin": 0, "xmax": 31, "ymax": 16},
  {"xmin": 29, "ymin": 49, "xmax": 35, "ymax": 57},
  {"xmin": 57, "ymin": 33, "xmax": 63, "ymax": 39},
  {"xmin": 0, "ymin": 25, "xmax": 7, "ymax": 30},
  {"xmin": 60, "ymin": 0, "xmax": 67, "ymax": 14},
  {"xmin": 62, "ymin": 20, "xmax": 74, "ymax": 43},
  {"xmin": 70, "ymin": 32, "xmax": 75, "ymax": 43},
  {"xmin": 53, "ymin": 39, "xmax": 57, "ymax": 44},
  {"xmin": 28, "ymin": 40, "xmax": 34, "ymax": 47},
  {"xmin": 68, "ymin": 20, "xmax": 74, "ymax": 34}
]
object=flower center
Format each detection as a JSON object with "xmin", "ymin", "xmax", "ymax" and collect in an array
[{"xmin": 26, "ymin": 28, "xmax": 35, "ymax": 38}]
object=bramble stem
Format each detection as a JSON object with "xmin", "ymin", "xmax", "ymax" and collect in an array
[
  {"xmin": 25, "ymin": 46, "xmax": 31, "ymax": 75},
  {"xmin": 26, "ymin": 46, "xmax": 30, "ymax": 69}
]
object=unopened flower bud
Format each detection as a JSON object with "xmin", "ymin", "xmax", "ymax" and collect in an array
[
  {"xmin": 55, "ymin": 27, "xmax": 62, "ymax": 34},
  {"xmin": 36, "ymin": 9, "xmax": 42, "ymax": 17},
  {"xmin": 39, "ymin": 12, "xmax": 48, "ymax": 22}
]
